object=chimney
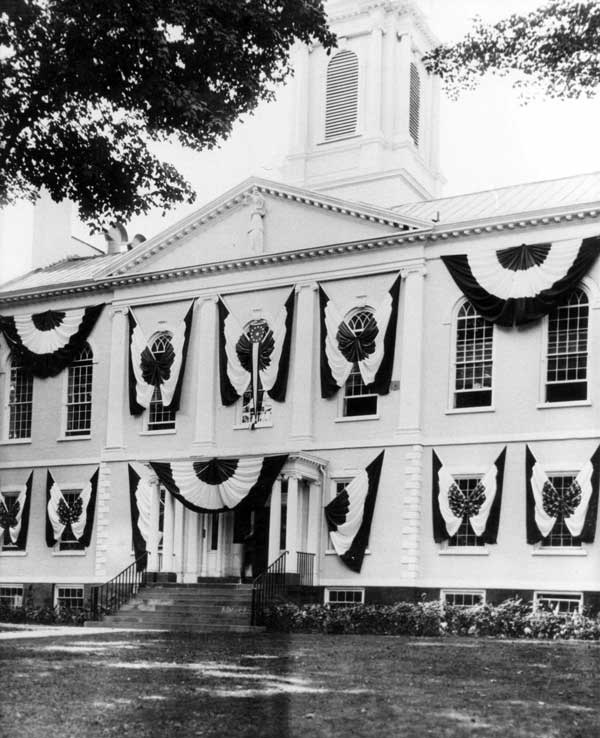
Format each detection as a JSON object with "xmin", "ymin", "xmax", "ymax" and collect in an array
[{"xmin": 104, "ymin": 223, "xmax": 129, "ymax": 255}]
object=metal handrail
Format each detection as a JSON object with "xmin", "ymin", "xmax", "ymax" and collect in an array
[
  {"xmin": 90, "ymin": 554, "xmax": 148, "ymax": 620},
  {"xmin": 251, "ymin": 550, "xmax": 288, "ymax": 626},
  {"xmin": 296, "ymin": 551, "xmax": 315, "ymax": 586}
]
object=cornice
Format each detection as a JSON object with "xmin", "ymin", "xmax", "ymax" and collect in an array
[{"xmin": 1, "ymin": 205, "xmax": 599, "ymax": 305}]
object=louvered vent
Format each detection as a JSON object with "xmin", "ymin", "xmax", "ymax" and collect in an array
[
  {"xmin": 409, "ymin": 62, "xmax": 421, "ymax": 146},
  {"xmin": 325, "ymin": 50, "xmax": 359, "ymax": 140}
]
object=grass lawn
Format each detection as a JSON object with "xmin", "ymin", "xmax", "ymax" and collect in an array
[{"xmin": 0, "ymin": 630, "xmax": 598, "ymax": 737}]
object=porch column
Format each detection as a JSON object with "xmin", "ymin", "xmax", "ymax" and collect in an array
[
  {"xmin": 285, "ymin": 474, "xmax": 299, "ymax": 572},
  {"xmin": 162, "ymin": 488, "xmax": 175, "ymax": 572},
  {"xmin": 183, "ymin": 508, "xmax": 199, "ymax": 583},
  {"xmin": 192, "ymin": 295, "xmax": 218, "ymax": 453},
  {"xmin": 396, "ymin": 265, "xmax": 426, "ymax": 438},
  {"xmin": 268, "ymin": 478, "xmax": 282, "ymax": 566},
  {"xmin": 147, "ymin": 475, "xmax": 160, "ymax": 572},
  {"xmin": 199, "ymin": 514, "xmax": 210, "ymax": 578},
  {"xmin": 105, "ymin": 306, "xmax": 128, "ymax": 450},
  {"xmin": 172, "ymin": 500, "xmax": 184, "ymax": 581},
  {"xmin": 290, "ymin": 283, "xmax": 317, "ymax": 443},
  {"xmin": 306, "ymin": 480, "xmax": 322, "ymax": 557}
]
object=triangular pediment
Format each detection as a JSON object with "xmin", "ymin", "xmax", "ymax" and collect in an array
[{"xmin": 104, "ymin": 178, "xmax": 424, "ymax": 278}]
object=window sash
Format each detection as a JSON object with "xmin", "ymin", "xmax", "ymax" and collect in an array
[{"xmin": 8, "ymin": 364, "xmax": 33, "ymax": 439}]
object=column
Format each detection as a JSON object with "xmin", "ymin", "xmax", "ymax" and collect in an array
[
  {"xmin": 199, "ymin": 514, "xmax": 210, "ymax": 578},
  {"xmin": 285, "ymin": 474, "xmax": 299, "ymax": 572},
  {"xmin": 105, "ymin": 306, "xmax": 128, "ymax": 450},
  {"xmin": 147, "ymin": 475, "xmax": 161, "ymax": 572},
  {"xmin": 396, "ymin": 265, "xmax": 426, "ymax": 438},
  {"xmin": 268, "ymin": 478, "xmax": 282, "ymax": 566},
  {"xmin": 162, "ymin": 489, "xmax": 175, "ymax": 572},
  {"xmin": 172, "ymin": 500, "xmax": 184, "ymax": 581},
  {"xmin": 290, "ymin": 282, "xmax": 317, "ymax": 443},
  {"xmin": 183, "ymin": 508, "xmax": 199, "ymax": 583},
  {"xmin": 192, "ymin": 296, "xmax": 218, "ymax": 453},
  {"xmin": 306, "ymin": 480, "xmax": 322, "ymax": 557}
]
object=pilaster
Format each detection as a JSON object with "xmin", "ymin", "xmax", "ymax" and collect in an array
[
  {"xmin": 400, "ymin": 444, "xmax": 423, "ymax": 581},
  {"xmin": 104, "ymin": 307, "xmax": 128, "ymax": 451},
  {"xmin": 93, "ymin": 462, "xmax": 112, "ymax": 579},
  {"xmin": 192, "ymin": 295, "xmax": 218, "ymax": 453},
  {"xmin": 290, "ymin": 282, "xmax": 318, "ymax": 443}
]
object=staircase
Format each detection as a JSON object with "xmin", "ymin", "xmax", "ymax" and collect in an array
[{"xmin": 89, "ymin": 581, "xmax": 260, "ymax": 633}]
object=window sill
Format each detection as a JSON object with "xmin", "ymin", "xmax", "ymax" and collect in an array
[
  {"xmin": 233, "ymin": 422, "xmax": 274, "ymax": 431},
  {"xmin": 139, "ymin": 429, "xmax": 177, "ymax": 436},
  {"xmin": 317, "ymin": 133, "xmax": 362, "ymax": 146},
  {"xmin": 57, "ymin": 435, "xmax": 91, "ymax": 442},
  {"xmin": 536, "ymin": 401, "xmax": 591, "ymax": 409},
  {"xmin": 445, "ymin": 407, "xmax": 495, "ymax": 416},
  {"xmin": 52, "ymin": 550, "xmax": 87, "ymax": 557},
  {"xmin": 0, "ymin": 550, "xmax": 27, "ymax": 557},
  {"xmin": 0, "ymin": 438, "xmax": 31, "ymax": 445},
  {"xmin": 334, "ymin": 414, "xmax": 379, "ymax": 423},
  {"xmin": 532, "ymin": 548, "xmax": 587, "ymax": 557},
  {"xmin": 438, "ymin": 548, "xmax": 489, "ymax": 556}
]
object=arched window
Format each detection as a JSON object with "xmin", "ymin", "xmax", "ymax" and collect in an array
[
  {"xmin": 409, "ymin": 62, "xmax": 421, "ymax": 147},
  {"xmin": 453, "ymin": 302, "xmax": 493, "ymax": 409},
  {"xmin": 147, "ymin": 333, "xmax": 176, "ymax": 431},
  {"xmin": 8, "ymin": 354, "xmax": 33, "ymax": 440},
  {"xmin": 325, "ymin": 49, "xmax": 359, "ymax": 140},
  {"xmin": 343, "ymin": 308, "xmax": 378, "ymax": 417},
  {"xmin": 545, "ymin": 287, "xmax": 589, "ymax": 403},
  {"xmin": 65, "ymin": 343, "xmax": 93, "ymax": 437}
]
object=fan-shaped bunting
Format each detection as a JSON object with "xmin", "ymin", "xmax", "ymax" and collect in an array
[
  {"xmin": 46, "ymin": 469, "xmax": 98, "ymax": 547},
  {"xmin": 0, "ymin": 304, "xmax": 104, "ymax": 377},
  {"xmin": 0, "ymin": 472, "xmax": 32, "ymax": 550},
  {"xmin": 441, "ymin": 236, "xmax": 600, "ymax": 326},
  {"xmin": 432, "ymin": 449, "xmax": 506, "ymax": 544},
  {"xmin": 525, "ymin": 446, "xmax": 600, "ymax": 544},
  {"xmin": 324, "ymin": 451, "xmax": 384, "ymax": 573},
  {"xmin": 319, "ymin": 276, "xmax": 400, "ymax": 398}
]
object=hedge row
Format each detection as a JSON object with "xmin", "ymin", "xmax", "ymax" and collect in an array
[
  {"xmin": 264, "ymin": 598, "xmax": 600, "ymax": 640},
  {"xmin": 0, "ymin": 603, "xmax": 91, "ymax": 626}
]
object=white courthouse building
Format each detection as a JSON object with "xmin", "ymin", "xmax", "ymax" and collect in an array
[{"xmin": 0, "ymin": 0, "xmax": 599, "ymax": 619}]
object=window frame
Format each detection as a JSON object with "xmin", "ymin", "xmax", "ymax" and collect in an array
[
  {"xmin": 324, "ymin": 588, "xmax": 365, "ymax": 608},
  {"xmin": 534, "ymin": 591, "xmax": 583, "ymax": 615},
  {"xmin": 340, "ymin": 307, "xmax": 379, "ymax": 419},
  {"xmin": 445, "ymin": 476, "xmax": 486, "ymax": 549},
  {"xmin": 409, "ymin": 61, "xmax": 421, "ymax": 147},
  {"xmin": 54, "ymin": 585, "xmax": 85, "ymax": 610},
  {"xmin": 0, "ymin": 584, "xmax": 23, "ymax": 608},
  {"xmin": 323, "ymin": 48, "xmax": 360, "ymax": 143},
  {"xmin": 5, "ymin": 353, "xmax": 33, "ymax": 441},
  {"xmin": 535, "ymin": 471, "xmax": 582, "ymax": 550},
  {"xmin": 61, "ymin": 342, "xmax": 95, "ymax": 439},
  {"xmin": 441, "ymin": 589, "xmax": 486, "ymax": 608},
  {"xmin": 0, "ymin": 487, "xmax": 25, "ymax": 552},
  {"xmin": 144, "ymin": 331, "xmax": 177, "ymax": 434}
]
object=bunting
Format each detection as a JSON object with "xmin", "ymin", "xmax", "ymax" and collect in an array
[
  {"xmin": 319, "ymin": 276, "xmax": 400, "ymax": 398},
  {"xmin": 526, "ymin": 446, "xmax": 600, "ymax": 544},
  {"xmin": 46, "ymin": 469, "xmax": 98, "ymax": 547},
  {"xmin": 324, "ymin": 451, "xmax": 384, "ymax": 573},
  {"xmin": 128, "ymin": 303, "xmax": 194, "ymax": 415},
  {"xmin": 150, "ymin": 455, "xmax": 287, "ymax": 514},
  {"xmin": 0, "ymin": 472, "xmax": 32, "ymax": 550},
  {"xmin": 128, "ymin": 465, "xmax": 153, "ymax": 567},
  {"xmin": 0, "ymin": 304, "xmax": 104, "ymax": 377},
  {"xmin": 432, "ymin": 449, "xmax": 506, "ymax": 544},
  {"xmin": 441, "ymin": 236, "xmax": 600, "ymax": 326},
  {"xmin": 218, "ymin": 289, "xmax": 295, "ymax": 422}
]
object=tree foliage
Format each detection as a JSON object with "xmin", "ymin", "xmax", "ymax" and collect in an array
[
  {"xmin": 0, "ymin": 0, "xmax": 335, "ymax": 229},
  {"xmin": 423, "ymin": 1, "xmax": 600, "ymax": 101}
]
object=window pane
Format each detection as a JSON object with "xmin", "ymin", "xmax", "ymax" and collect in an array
[
  {"xmin": 454, "ymin": 303, "xmax": 493, "ymax": 408},
  {"xmin": 66, "ymin": 345, "xmax": 93, "ymax": 436},
  {"xmin": 343, "ymin": 309, "xmax": 378, "ymax": 417},
  {"xmin": 546, "ymin": 289, "xmax": 588, "ymax": 402},
  {"xmin": 8, "ymin": 359, "xmax": 33, "ymax": 439},
  {"xmin": 148, "ymin": 334, "xmax": 176, "ymax": 431}
]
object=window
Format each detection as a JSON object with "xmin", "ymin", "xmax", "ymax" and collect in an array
[
  {"xmin": 535, "ymin": 591, "xmax": 582, "ymax": 615},
  {"xmin": 1, "ymin": 491, "xmax": 21, "ymax": 550},
  {"xmin": 409, "ymin": 62, "xmax": 421, "ymax": 146},
  {"xmin": 58, "ymin": 490, "xmax": 85, "ymax": 551},
  {"xmin": 545, "ymin": 288, "xmax": 588, "ymax": 403},
  {"xmin": 454, "ymin": 302, "xmax": 493, "ymax": 409},
  {"xmin": 541, "ymin": 474, "xmax": 581, "ymax": 548},
  {"xmin": 325, "ymin": 588, "xmax": 364, "ymax": 608},
  {"xmin": 241, "ymin": 378, "xmax": 272, "ymax": 427},
  {"xmin": 55, "ymin": 585, "xmax": 84, "ymax": 610},
  {"xmin": 325, "ymin": 49, "xmax": 359, "ymax": 140},
  {"xmin": 65, "ymin": 343, "xmax": 93, "ymax": 436},
  {"xmin": 442, "ymin": 590, "xmax": 485, "ymax": 608},
  {"xmin": 343, "ymin": 309, "xmax": 378, "ymax": 417},
  {"xmin": 147, "ymin": 333, "xmax": 176, "ymax": 431},
  {"xmin": 8, "ymin": 355, "xmax": 33, "ymax": 439},
  {"xmin": 446, "ymin": 477, "xmax": 486, "ymax": 547},
  {"xmin": 0, "ymin": 585, "xmax": 23, "ymax": 607}
]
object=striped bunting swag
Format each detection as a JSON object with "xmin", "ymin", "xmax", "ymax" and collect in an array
[
  {"xmin": 526, "ymin": 446, "xmax": 600, "ymax": 544},
  {"xmin": 150, "ymin": 455, "xmax": 287, "ymax": 514},
  {"xmin": 128, "ymin": 465, "xmax": 153, "ymax": 568},
  {"xmin": 46, "ymin": 469, "xmax": 98, "ymax": 547},
  {"xmin": 324, "ymin": 451, "xmax": 384, "ymax": 573},
  {"xmin": 0, "ymin": 472, "xmax": 32, "ymax": 550},
  {"xmin": 0, "ymin": 304, "xmax": 104, "ymax": 377},
  {"xmin": 319, "ymin": 276, "xmax": 400, "ymax": 398},
  {"xmin": 432, "ymin": 449, "xmax": 506, "ymax": 544},
  {"xmin": 441, "ymin": 235, "xmax": 600, "ymax": 326}
]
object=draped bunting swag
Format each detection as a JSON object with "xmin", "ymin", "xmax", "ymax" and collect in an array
[
  {"xmin": 324, "ymin": 451, "xmax": 384, "ymax": 573},
  {"xmin": 0, "ymin": 304, "xmax": 104, "ymax": 377},
  {"xmin": 525, "ymin": 446, "xmax": 600, "ymax": 544},
  {"xmin": 45, "ymin": 469, "xmax": 98, "ymax": 547},
  {"xmin": 441, "ymin": 236, "xmax": 600, "ymax": 326},
  {"xmin": 319, "ymin": 276, "xmax": 400, "ymax": 398},
  {"xmin": 0, "ymin": 472, "xmax": 32, "ymax": 550},
  {"xmin": 218, "ymin": 290, "xmax": 295, "ymax": 415},
  {"xmin": 128, "ymin": 303, "xmax": 194, "ymax": 415},
  {"xmin": 150, "ymin": 455, "xmax": 287, "ymax": 514},
  {"xmin": 432, "ymin": 449, "xmax": 506, "ymax": 544},
  {"xmin": 128, "ymin": 465, "xmax": 152, "ymax": 568}
]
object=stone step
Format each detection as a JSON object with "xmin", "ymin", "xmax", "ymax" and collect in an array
[
  {"xmin": 89, "ymin": 620, "xmax": 261, "ymax": 633},
  {"xmin": 119, "ymin": 605, "xmax": 251, "ymax": 618}
]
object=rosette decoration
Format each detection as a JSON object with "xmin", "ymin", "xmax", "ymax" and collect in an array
[
  {"xmin": 324, "ymin": 451, "xmax": 384, "ymax": 573},
  {"xmin": 526, "ymin": 446, "xmax": 600, "ymax": 544},
  {"xmin": 319, "ymin": 276, "xmax": 400, "ymax": 398},
  {"xmin": 0, "ymin": 304, "xmax": 104, "ymax": 377},
  {"xmin": 46, "ymin": 469, "xmax": 98, "ymax": 547},
  {"xmin": 128, "ymin": 465, "xmax": 153, "ymax": 567},
  {"xmin": 218, "ymin": 289, "xmax": 295, "ymax": 423},
  {"xmin": 0, "ymin": 472, "xmax": 32, "ymax": 550},
  {"xmin": 128, "ymin": 303, "xmax": 194, "ymax": 415},
  {"xmin": 150, "ymin": 455, "xmax": 287, "ymax": 514},
  {"xmin": 441, "ymin": 235, "xmax": 600, "ymax": 326},
  {"xmin": 432, "ymin": 449, "xmax": 506, "ymax": 544}
]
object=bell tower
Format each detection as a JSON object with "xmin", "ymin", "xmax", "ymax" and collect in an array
[{"xmin": 282, "ymin": 0, "xmax": 444, "ymax": 207}]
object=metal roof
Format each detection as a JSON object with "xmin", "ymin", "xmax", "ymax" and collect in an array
[
  {"xmin": 393, "ymin": 172, "xmax": 600, "ymax": 226},
  {"xmin": 0, "ymin": 254, "xmax": 120, "ymax": 294}
]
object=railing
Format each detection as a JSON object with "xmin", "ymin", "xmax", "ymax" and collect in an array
[
  {"xmin": 251, "ymin": 550, "xmax": 288, "ymax": 626},
  {"xmin": 296, "ymin": 551, "xmax": 315, "ymax": 586},
  {"xmin": 90, "ymin": 554, "xmax": 148, "ymax": 621}
]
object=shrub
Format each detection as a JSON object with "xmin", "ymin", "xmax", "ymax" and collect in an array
[{"xmin": 0, "ymin": 603, "xmax": 91, "ymax": 627}]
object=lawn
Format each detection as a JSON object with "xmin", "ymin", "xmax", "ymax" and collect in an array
[{"xmin": 0, "ymin": 630, "xmax": 598, "ymax": 737}]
